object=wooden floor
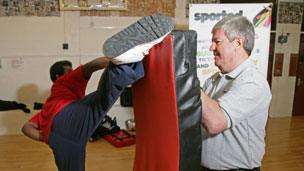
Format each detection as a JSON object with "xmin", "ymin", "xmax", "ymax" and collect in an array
[
  {"xmin": 262, "ymin": 116, "xmax": 304, "ymax": 171},
  {"xmin": 0, "ymin": 116, "xmax": 303, "ymax": 171}
]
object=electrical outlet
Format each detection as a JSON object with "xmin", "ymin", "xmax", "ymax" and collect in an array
[{"xmin": 62, "ymin": 43, "xmax": 69, "ymax": 50}]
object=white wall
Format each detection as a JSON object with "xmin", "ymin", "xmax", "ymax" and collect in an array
[
  {"xmin": 269, "ymin": 23, "xmax": 301, "ymax": 117},
  {"xmin": 0, "ymin": 12, "xmax": 142, "ymax": 135},
  {"xmin": 0, "ymin": 1, "xmax": 192, "ymax": 134},
  {"xmin": 269, "ymin": 0, "xmax": 303, "ymax": 117}
]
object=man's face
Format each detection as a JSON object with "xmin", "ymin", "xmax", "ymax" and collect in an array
[{"xmin": 209, "ymin": 28, "xmax": 236, "ymax": 73}]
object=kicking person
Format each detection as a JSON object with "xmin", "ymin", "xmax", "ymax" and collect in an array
[
  {"xmin": 22, "ymin": 57, "xmax": 144, "ymax": 170},
  {"xmin": 22, "ymin": 14, "xmax": 174, "ymax": 171}
]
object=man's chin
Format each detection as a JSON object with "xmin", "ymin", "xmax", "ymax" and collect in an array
[{"xmin": 214, "ymin": 61, "xmax": 220, "ymax": 68}]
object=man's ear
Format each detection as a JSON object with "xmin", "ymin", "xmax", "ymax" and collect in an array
[
  {"xmin": 233, "ymin": 37, "xmax": 243, "ymax": 49},
  {"xmin": 55, "ymin": 74, "xmax": 60, "ymax": 79}
]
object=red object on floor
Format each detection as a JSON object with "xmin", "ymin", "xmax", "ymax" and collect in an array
[
  {"xmin": 132, "ymin": 35, "xmax": 180, "ymax": 171},
  {"xmin": 103, "ymin": 130, "xmax": 136, "ymax": 148}
]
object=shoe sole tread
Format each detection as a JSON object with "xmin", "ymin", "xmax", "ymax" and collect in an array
[{"xmin": 103, "ymin": 15, "xmax": 174, "ymax": 58}]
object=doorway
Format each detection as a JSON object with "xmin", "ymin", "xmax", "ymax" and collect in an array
[{"xmin": 292, "ymin": 34, "xmax": 304, "ymax": 116}]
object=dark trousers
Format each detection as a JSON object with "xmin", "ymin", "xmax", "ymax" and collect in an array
[
  {"xmin": 201, "ymin": 166, "xmax": 260, "ymax": 171},
  {"xmin": 48, "ymin": 62, "xmax": 144, "ymax": 171}
]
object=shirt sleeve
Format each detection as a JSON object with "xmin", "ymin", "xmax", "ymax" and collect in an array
[
  {"xmin": 29, "ymin": 112, "xmax": 41, "ymax": 125},
  {"xmin": 218, "ymin": 79, "xmax": 269, "ymax": 127}
]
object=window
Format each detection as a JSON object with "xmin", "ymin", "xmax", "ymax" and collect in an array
[{"xmin": 59, "ymin": 0, "xmax": 128, "ymax": 11}]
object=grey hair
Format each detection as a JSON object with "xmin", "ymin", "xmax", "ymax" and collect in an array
[{"xmin": 212, "ymin": 16, "xmax": 255, "ymax": 56}]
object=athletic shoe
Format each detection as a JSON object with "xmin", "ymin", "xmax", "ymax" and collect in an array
[
  {"xmin": 103, "ymin": 14, "xmax": 174, "ymax": 64},
  {"xmin": 89, "ymin": 115, "xmax": 120, "ymax": 142}
]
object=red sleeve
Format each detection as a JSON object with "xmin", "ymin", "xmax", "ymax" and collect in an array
[{"xmin": 29, "ymin": 112, "xmax": 41, "ymax": 125}]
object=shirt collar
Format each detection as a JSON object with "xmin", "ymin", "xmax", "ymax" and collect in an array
[{"xmin": 223, "ymin": 59, "xmax": 251, "ymax": 79}]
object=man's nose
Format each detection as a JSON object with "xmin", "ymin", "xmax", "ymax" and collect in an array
[{"xmin": 209, "ymin": 43, "xmax": 215, "ymax": 51}]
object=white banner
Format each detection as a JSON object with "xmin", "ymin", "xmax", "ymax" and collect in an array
[{"xmin": 189, "ymin": 3, "xmax": 272, "ymax": 85}]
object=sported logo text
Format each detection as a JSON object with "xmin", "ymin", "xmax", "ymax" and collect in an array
[{"xmin": 194, "ymin": 10, "xmax": 243, "ymax": 23}]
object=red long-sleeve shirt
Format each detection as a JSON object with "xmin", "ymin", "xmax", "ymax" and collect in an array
[{"xmin": 29, "ymin": 65, "xmax": 89, "ymax": 144}]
